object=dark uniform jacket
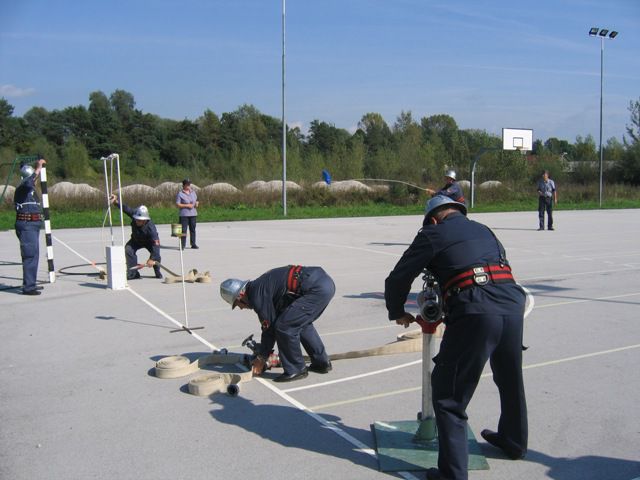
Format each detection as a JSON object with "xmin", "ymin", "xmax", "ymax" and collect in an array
[
  {"xmin": 120, "ymin": 203, "xmax": 161, "ymax": 261},
  {"xmin": 385, "ymin": 212, "xmax": 525, "ymax": 320},
  {"xmin": 14, "ymin": 175, "xmax": 42, "ymax": 215},
  {"xmin": 435, "ymin": 181, "xmax": 465, "ymax": 204},
  {"xmin": 245, "ymin": 266, "xmax": 300, "ymax": 357}
]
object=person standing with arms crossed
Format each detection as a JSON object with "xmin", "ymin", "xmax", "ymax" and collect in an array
[
  {"xmin": 536, "ymin": 170, "xmax": 557, "ymax": 231},
  {"xmin": 14, "ymin": 158, "xmax": 46, "ymax": 295},
  {"xmin": 384, "ymin": 195, "xmax": 528, "ymax": 480}
]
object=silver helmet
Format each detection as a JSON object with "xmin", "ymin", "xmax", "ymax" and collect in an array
[
  {"xmin": 133, "ymin": 205, "xmax": 151, "ymax": 221},
  {"xmin": 20, "ymin": 164, "xmax": 35, "ymax": 180},
  {"xmin": 444, "ymin": 169, "xmax": 457, "ymax": 180},
  {"xmin": 425, "ymin": 195, "xmax": 467, "ymax": 220},
  {"xmin": 220, "ymin": 278, "xmax": 249, "ymax": 309}
]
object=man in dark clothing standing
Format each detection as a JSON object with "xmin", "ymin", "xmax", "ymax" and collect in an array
[
  {"xmin": 536, "ymin": 170, "xmax": 557, "ymax": 230},
  {"xmin": 384, "ymin": 195, "xmax": 528, "ymax": 480},
  {"xmin": 220, "ymin": 265, "xmax": 334, "ymax": 383},
  {"xmin": 109, "ymin": 194, "xmax": 162, "ymax": 280},
  {"xmin": 14, "ymin": 158, "xmax": 46, "ymax": 295},
  {"xmin": 426, "ymin": 170, "xmax": 465, "ymax": 205}
]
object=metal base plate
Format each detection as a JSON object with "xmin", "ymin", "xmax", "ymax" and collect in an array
[{"xmin": 371, "ymin": 420, "xmax": 489, "ymax": 472}]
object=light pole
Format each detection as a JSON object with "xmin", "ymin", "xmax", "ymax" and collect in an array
[
  {"xmin": 281, "ymin": 0, "xmax": 287, "ymax": 216},
  {"xmin": 588, "ymin": 27, "xmax": 618, "ymax": 208}
]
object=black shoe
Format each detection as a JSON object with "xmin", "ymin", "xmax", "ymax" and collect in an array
[
  {"xmin": 22, "ymin": 289, "xmax": 41, "ymax": 296},
  {"xmin": 155, "ymin": 272, "xmax": 163, "ymax": 279},
  {"xmin": 426, "ymin": 468, "xmax": 451, "ymax": 480},
  {"xmin": 480, "ymin": 429, "xmax": 526, "ymax": 460},
  {"xmin": 191, "ymin": 245, "xmax": 199, "ymax": 249},
  {"xmin": 308, "ymin": 361, "xmax": 332, "ymax": 374},
  {"xmin": 537, "ymin": 227, "xmax": 544, "ymax": 231},
  {"xmin": 127, "ymin": 272, "xmax": 141, "ymax": 280},
  {"xmin": 548, "ymin": 227, "xmax": 554, "ymax": 231},
  {"xmin": 273, "ymin": 369, "xmax": 308, "ymax": 383}
]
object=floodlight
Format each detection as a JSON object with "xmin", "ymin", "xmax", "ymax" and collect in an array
[
  {"xmin": 598, "ymin": 29, "xmax": 609, "ymax": 37},
  {"xmin": 589, "ymin": 27, "xmax": 598, "ymax": 36},
  {"xmin": 609, "ymin": 31, "xmax": 618, "ymax": 39}
]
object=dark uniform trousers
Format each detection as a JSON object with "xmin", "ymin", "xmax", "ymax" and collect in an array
[
  {"xmin": 538, "ymin": 196, "xmax": 553, "ymax": 229},
  {"xmin": 179, "ymin": 216, "xmax": 197, "ymax": 249},
  {"xmin": 276, "ymin": 267, "xmax": 334, "ymax": 374},
  {"xmin": 15, "ymin": 220, "xmax": 42, "ymax": 292},
  {"xmin": 125, "ymin": 241, "xmax": 162, "ymax": 279},
  {"xmin": 432, "ymin": 308, "xmax": 528, "ymax": 480}
]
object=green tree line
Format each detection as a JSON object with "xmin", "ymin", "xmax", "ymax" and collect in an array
[{"xmin": 1, "ymin": 90, "xmax": 639, "ymax": 188}]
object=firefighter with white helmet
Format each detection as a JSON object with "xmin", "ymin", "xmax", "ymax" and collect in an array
[
  {"xmin": 14, "ymin": 158, "xmax": 46, "ymax": 295},
  {"xmin": 109, "ymin": 195, "xmax": 162, "ymax": 280},
  {"xmin": 221, "ymin": 265, "xmax": 335, "ymax": 383},
  {"xmin": 425, "ymin": 169, "xmax": 466, "ymax": 205}
]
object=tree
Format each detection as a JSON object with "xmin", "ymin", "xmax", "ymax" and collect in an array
[
  {"xmin": 626, "ymin": 97, "xmax": 640, "ymax": 145},
  {"xmin": 357, "ymin": 112, "xmax": 391, "ymax": 154}
]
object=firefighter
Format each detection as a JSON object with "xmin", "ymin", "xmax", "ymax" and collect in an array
[
  {"xmin": 221, "ymin": 265, "xmax": 334, "ymax": 383},
  {"xmin": 109, "ymin": 195, "xmax": 162, "ymax": 280},
  {"xmin": 14, "ymin": 159, "xmax": 46, "ymax": 295},
  {"xmin": 426, "ymin": 169, "xmax": 465, "ymax": 205},
  {"xmin": 384, "ymin": 195, "xmax": 528, "ymax": 480}
]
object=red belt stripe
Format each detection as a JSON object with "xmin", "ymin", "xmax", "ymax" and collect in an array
[
  {"xmin": 443, "ymin": 264, "xmax": 512, "ymax": 292},
  {"xmin": 287, "ymin": 265, "xmax": 303, "ymax": 293}
]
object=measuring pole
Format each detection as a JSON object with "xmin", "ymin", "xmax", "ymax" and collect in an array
[{"xmin": 414, "ymin": 316, "xmax": 442, "ymax": 443}]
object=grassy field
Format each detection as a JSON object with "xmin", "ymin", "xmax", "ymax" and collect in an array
[{"xmin": 1, "ymin": 198, "xmax": 639, "ymax": 231}]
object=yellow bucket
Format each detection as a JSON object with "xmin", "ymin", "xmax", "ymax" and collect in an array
[{"xmin": 171, "ymin": 223, "xmax": 182, "ymax": 237}]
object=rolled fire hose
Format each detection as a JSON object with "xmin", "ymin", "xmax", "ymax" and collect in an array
[{"xmin": 154, "ymin": 326, "xmax": 444, "ymax": 397}]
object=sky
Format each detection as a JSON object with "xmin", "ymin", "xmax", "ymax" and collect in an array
[{"xmin": 1, "ymin": 0, "xmax": 639, "ymax": 145}]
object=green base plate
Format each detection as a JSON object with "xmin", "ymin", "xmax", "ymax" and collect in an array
[{"xmin": 371, "ymin": 420, "xmax": 490, "ymax": 472}]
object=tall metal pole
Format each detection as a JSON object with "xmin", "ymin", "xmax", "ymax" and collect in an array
[
  {"xmin": 281, "ymin": 0, "xmax": 287, "ymax": 216},
  {"xmin": 598, "ymin": 36, "xmax": 604, "ymax": 208}
]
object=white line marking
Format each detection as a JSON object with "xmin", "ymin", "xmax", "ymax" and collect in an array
[
  {"xmin": 307, "ymin": 343, "xmax": 640, "ymax": 410},
  {"xmin": 257, "ymin": 378, "xmax": 420, "ymax": 480},
  {"xmin": 534, "ymin": 291, "xmax": 640, "ymax": 309},
  {"xmin": 283, "ymin": 359, "xmax": 422, "ymax": 393}
]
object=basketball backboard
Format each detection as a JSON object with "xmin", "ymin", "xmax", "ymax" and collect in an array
[{"xmin": 502, "ymin": 128, "xmax": 533, "ymax": 151}]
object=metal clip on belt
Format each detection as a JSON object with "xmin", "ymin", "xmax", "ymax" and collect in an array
[{"xmin": 443, "ymin": 264, "xmax": 515, "ymax": 300}]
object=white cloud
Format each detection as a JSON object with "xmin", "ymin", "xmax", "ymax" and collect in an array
[{"xmin": 0, "ymin": 84, "xmax": 36, "ymax": 98}]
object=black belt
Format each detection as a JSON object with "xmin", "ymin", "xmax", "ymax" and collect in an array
[
  {"xmin": 443, "ymin": 264, "xmax": 515, "ymax": 300},
  {"xmin": 16, "ymin": 213, "xmax": 43, "ymax": 222}
]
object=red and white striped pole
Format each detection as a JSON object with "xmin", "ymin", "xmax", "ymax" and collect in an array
[{"xmin": 39, "ymin": 166, "xmax": 55, "ymax": 283}]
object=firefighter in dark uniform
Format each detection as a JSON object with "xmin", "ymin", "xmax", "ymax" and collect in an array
[
  {"xmin": 14, "ymin": 159, "xmax": 46, "ymax": 295},
  {"xmin": 221, "ymin": 265, "xmax": 335, "ymax": 383},
  {"xmin": 109, "ymin": 195, "xmax": 162, "ymax": 280},
  {"xmin": 426, "ymin": 169, "xmax": 465, "ymax": 205},
  {"xmin": 384, "ymin": 195, "xmax": 528, "ymax": 480}
]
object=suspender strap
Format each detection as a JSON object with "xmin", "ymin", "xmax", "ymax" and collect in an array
[{"xmin": 287, "ymin": 265, "xmax": 303, "ymax": 293}]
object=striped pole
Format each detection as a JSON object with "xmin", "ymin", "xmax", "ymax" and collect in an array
[{"xmin": 40, "ymin": 166, "xmax": 55, "ymax": 283}]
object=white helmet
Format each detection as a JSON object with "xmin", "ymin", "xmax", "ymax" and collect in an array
[
  {"xmin": 425, "ymin": 195, "xmax": 467, "ymax": 221},
  {"xmin": 20, "ymin": 164, "xmax": 35, "ymax": 180},
  {"xmin": 444, "ymin": 169, "xmax": 457, "ymax": 180},
  {"xmin": 133, "ymin": 205, "xmax": 151, "ymax": 221},
  {"xmin": 220, "ymin": 278, "xmax": 249, "ymax": 309}
]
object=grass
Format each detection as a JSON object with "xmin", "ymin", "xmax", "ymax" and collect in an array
[{"xmin": 1, "ymin": 198, "xmax": 639, "ymax": 231}]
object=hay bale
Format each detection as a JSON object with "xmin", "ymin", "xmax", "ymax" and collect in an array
[
  {"xmin": 311, "ymin": 181, "xmax": 329, "ymax": 189},
  {"xmin": 156, "ymin": 181, "xmax": 200, "ymax": 197},
  {"xmin": 49, "ymin": 182, "xmax": 102, "ymax": 199},
  {"xmin": 329, "ymin": 180, "xmax": 372, "ymax": 192},
  {"xmin": 119, "ymin": 184, "xmax": 159, "ymax": 196},
  {"xmin": 1, "ymin": 185, "xmax": 16, "ymax": 206},
  {"xmin": 201, "ymin": 183, "xmax": 239, "ymax": 194},
  {"xmin": 245, "ymin": 180, "xmax": 302, "ymax": 192},
  {"xmin": 458, "ymin": 180, "xmax": 470, "ymax": 189},
  {"xmin": 479, "ymin": 180, "xmax": 502, "ymax": 190}
]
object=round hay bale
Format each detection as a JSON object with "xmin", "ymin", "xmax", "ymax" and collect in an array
[
  {"xmin": 458, "ymin": 180, "xmax": 470, "ymax": 189},
  {"xmin": 156, "ymin": 181, "xmax": 200, "ymax": 197},
  {"xmin": 479, "ymin": 180, "xmax": 502, "ymax": 190},
  {"xmin": 311, "ymin": 181, "xmax": 329, "ymax": 189},
  {"xmin": 119, "ymin": 184, "xmax": 159, "ymax": 196},
  {"xmin": 245, "ymin": 180, "xmax": 302, "ymax": 192},
  {"xmin": 1, "ymin": 185, "xmax": 16, "ymax": 206},
  {"xmin": 49, "ymin": 182, "xmax": 102, "ymax": 199},
  {"xmin": 245, "ymin": 180, "xmax": 267, "ymax": 191},
  {"xmin": 201, "ymin": 183, "xmax": 239, "ymax": 194},
  {"xmin": 329, "ymin": 180, "xmax": 372, "ymax": 192}
]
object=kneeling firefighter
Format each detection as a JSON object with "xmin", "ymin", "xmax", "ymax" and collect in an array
[{"xmin": 221, "ymin": 265, "xmax": 335, "ymax": 383}]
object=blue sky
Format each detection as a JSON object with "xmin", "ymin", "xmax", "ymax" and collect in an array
[{"xmin": 1, "ymin": 0, "xmax": 639, "ymax": 145}]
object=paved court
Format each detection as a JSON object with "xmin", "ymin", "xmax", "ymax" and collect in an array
[{"xmin": 1, "ymin": 209, "xmax": 639, "ymax": 480}]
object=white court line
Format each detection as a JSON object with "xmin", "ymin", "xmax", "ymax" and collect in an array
[
  {"xmin": 283, "ymin": 359, "xmax": 422, "ymax": 393},
  {"xmin": 534, "ymin": 291, "xmax": 640, "ymax": 309},
  {"xmin": 307, "ymin": 343, "xmax": 640, "ymax": 410},
  {"xmin": 257, "ymin": 377, "xmax": 420, "ymax": 480}
]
